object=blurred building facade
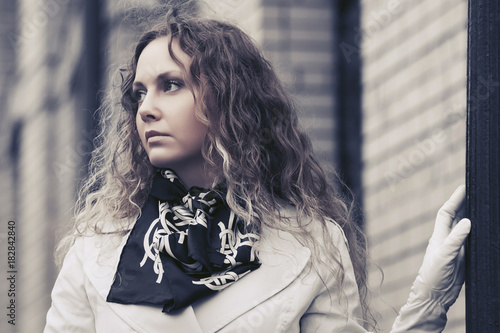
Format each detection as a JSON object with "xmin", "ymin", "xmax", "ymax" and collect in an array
[
  {"xmin": 1, "ymin": 1, "xmax": 91, "ymax": 332},
  {"xmin": 0, "ymin": 0, "xmax": 18, "ymax": 328},
  {"xmin": 0, "ymin": 0, "xmax": 466, "ymax": 332},
  {"xmin": 361, "ymin": 0, "xmax": 467, "ymax": 332}
]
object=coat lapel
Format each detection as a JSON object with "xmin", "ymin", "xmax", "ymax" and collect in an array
[
  {"xmin": 82, "ymin": 232, "xmax": 204, "ymax": 333},
  {"xmin": 191, "ymin": 228, "xmax": 311, "ymax": 332},
  {"xmin": 82, "ymin": 225, "xmax": 310, "ymax": 333}
]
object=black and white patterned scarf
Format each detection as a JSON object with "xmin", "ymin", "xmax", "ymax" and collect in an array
[{"xmin": 107, "ymin": 169, "xmax": 260, "ymax": 313}]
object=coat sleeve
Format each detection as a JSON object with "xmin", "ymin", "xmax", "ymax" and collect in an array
[
  {"xmin": 296, "ymin": 217, "xmax": 456, "ymax": 333},
  {"xmin": 44, "ymin": 238, "xmax": 96, "ymax": 332},
  {"xmin": 299, "ymin": 285, "xmax": 369, "ymax": 332},
  {"xmin": 299, "ymin": 221, "xmax": 368, "ymax": 333}
]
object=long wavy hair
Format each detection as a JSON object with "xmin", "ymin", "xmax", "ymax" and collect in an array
[{"xmin": 57, "ymin": 10, "xmax": 376, "ymax": 331}]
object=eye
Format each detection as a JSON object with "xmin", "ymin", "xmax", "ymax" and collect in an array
[
  {"xmin": 163, "ymin": 80, "xmax": 183, "ymax": 92},
  {"xmin": 132, "ymin": 89, "xmax": 146, "ymax": 103}
]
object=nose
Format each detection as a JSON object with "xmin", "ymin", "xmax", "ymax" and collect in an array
[{"xmin": 137, "ymin": 92, "xmax": 161, "ymax": 122}]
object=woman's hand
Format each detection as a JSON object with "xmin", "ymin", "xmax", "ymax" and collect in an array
[
  {"xmin": 415, "ymin": 185, "xmax": 471, "ymax": 310},
  {"xmin": 391, "ymin": 186, "xmax": 471, "ymax": 332}
]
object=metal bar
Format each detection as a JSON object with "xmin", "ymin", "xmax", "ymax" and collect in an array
[
  {"xmin": 465, "ymin": 0, "xmax": 500, "ymax": 331},
  {"xmin": 83, "ymin": 0, "xmax": 103, "ymax": 153},
  {"xmin": 336, "ymin": 0, "xmax": 364, "ymax": 227}
]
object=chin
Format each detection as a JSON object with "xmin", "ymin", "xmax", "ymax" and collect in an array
[
  {"xmin": 146, "ymin": 150, "xmax": 205, "ymax": 171},
  {"xmin": 148, "ymin": 156, "xmax": 190, "ymax": 170},
  {"xmin": 146, "ymin": 151, "xmax": 176, "ymax": 168},
  {"xmin": 149, "ymin": 159, "xmax": 175, "ymax": 169}
]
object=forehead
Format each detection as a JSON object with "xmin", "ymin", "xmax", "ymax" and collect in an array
[{"xmin": 135, "ymin": 36, "xmax": 191, "ymax": 80}]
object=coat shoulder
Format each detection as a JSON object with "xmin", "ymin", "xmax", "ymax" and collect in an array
[{"xmin": 262, "ymin": 205, "xmax": 350, "ymax": 255}]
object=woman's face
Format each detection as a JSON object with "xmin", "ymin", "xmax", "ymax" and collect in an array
[{"xmin": 134, "ymin": 36, "xmax": 208, "ymax": 172}]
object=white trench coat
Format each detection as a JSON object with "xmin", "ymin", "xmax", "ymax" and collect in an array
[{"xmin": 44, "ymin": 214, "xmax": 367, "ymax": 333}]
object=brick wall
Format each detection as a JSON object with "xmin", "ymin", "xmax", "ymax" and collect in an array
[{"xmin": 360, "ymin": 0, "xmax": 467, "ymax": 332}]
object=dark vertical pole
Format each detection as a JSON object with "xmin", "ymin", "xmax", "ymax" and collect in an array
[
  {"xmin": 83, "ymin": 0, "xmax": 103, "ymax": 157},
  {"xmin": 465, "ymin": 0, "xmax": 500, "ymax": 331},
  {"xmin": 336, "ymin": 0, "xmax": 364, "ymax": 227}
]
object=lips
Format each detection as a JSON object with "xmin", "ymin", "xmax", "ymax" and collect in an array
[{"xmin": 145, "ymin": 130, "xmax": 170, "ymax": 142}]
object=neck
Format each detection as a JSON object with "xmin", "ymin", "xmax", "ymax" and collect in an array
[{"xmin": 167, "ymin": 161, "xmax": 211, "ymax": 189}]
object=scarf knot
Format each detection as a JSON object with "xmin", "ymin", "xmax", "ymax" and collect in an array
[{"xmin": 107, "ymin": 169, "xmax": 260, "ymax": 313}]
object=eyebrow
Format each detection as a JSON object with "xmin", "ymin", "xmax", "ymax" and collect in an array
[{"xmin": 133, "ymin": 70, "xmax": 184, "ymax": 90}]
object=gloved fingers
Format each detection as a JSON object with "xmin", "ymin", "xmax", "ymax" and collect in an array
[
  {"xmin": 437, "ymin": 218, "xmax": 471, "ymax": 260},
  {"xmin": 420, "ymin": 220, "xmax": 469, "ymax": 292},
  {"xmin": 432, "ymin": 185, "xmax": 466, "ymax": 243}
]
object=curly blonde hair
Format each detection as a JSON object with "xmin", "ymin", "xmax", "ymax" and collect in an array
[{"xmin": 57, "ymin": 10, "xmax": 376, "ymax": 330}]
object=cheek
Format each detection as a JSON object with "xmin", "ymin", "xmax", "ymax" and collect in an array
[
  {"xmin": 190, "ymin": 110, "xmax": 208, "ymax": 138},
  {"xmin": 182, "ymin": 119, "xmax": 207, "ymax": 149},
  {"xmin": 195, "ymin": 127, "xmax": 208, "ymax": 149},
  {"xmin": 178, "ymin": 100, "xmax": 208, "ymax": 146}
]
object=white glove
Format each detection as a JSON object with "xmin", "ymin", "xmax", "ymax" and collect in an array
[{"xmin": 391, "ymin": 185, "xmax": 471, "ymax": 333}]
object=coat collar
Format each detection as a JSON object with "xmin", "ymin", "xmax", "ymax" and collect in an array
[{"xmin": 82, "ymin": 225, "xmax": 311, "ymax": 332}]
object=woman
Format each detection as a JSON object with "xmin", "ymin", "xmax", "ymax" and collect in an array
[{"xmin": 44, "ymin": 12, "xmax": 470, "ymax": 333}]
